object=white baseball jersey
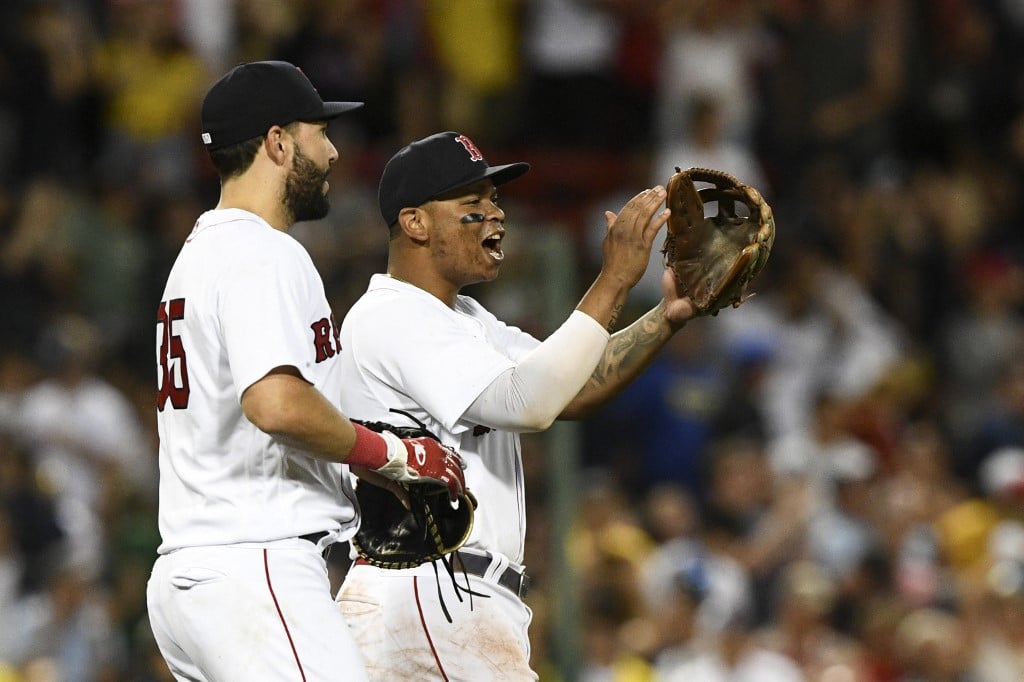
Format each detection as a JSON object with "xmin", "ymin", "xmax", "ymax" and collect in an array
[
  {"xmin": 337, "ymin": 274, "xmax": 540, "ymax": 563},
  {"xmin": 154, "ymin": 208, "xmax": 357, "ymax": 552},
  {"xmin": 149, "ymin": 208, "xmax": 368, "ymax": 680}
]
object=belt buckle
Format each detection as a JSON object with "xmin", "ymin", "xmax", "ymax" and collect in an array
[
  {"xmin": 517, "ymin": 572, "xmax": 531, "ymax": 599},
  {"xmin": 503, "ymin": 568, "xmax": 529, "ymax": 599}
]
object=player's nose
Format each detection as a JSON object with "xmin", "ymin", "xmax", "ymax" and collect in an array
[{"xmin": 485, "ymin": 201, "xmax": 505, "ymax": 222}]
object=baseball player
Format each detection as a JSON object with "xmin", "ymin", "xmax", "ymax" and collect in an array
[
  {"xmin": 334, "ymin": 131, "xmax": 698, "ymax": 680},
  {"xmin": 145, "ymin": 63, "xmax": 466, "ymax": 682}
]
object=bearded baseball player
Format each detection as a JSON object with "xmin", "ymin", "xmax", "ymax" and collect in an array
[
  {"xmin": 146, "ymin": 63, "xmax": 466, "ymax": 681},
  {"xmin": 334, "ymin": 131, "xmax": 698, "ymax": 680}
]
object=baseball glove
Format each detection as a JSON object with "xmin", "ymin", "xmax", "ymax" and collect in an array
[
  {"xmin": 351, "ymin": 413, "xmax": 476, "ymax": 570},
  {"xmin": 661, "ymin": 167, "xmax": 775, "ymax": 316}
]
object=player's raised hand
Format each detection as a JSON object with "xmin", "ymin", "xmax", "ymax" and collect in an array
[
  {"xmin": 661, "ymin": 268, "xmax": 698, "ymax": 331},
  {"xmin": 599, "ymin": 186, "xmax": 671, "ymax": 288}
]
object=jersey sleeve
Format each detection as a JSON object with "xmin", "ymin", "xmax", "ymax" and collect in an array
[
  {"xmin": 218, "ymin": 240, "xmax": 323, "ymax": 399},
  {"xmin": 349, "ymin": 295, "xmax": 537, "ymax": 432}
]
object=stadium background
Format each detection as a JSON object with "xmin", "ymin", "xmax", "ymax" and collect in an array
[{"xmin": 2, "ymin": 0, "xmax": 1024, "ymax": 680}]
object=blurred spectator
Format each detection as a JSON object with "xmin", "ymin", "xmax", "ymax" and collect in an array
[
  {"xmin": 653, "ymin": 564, "xmax": 803, "ymax": 681},
  {"xmin": 0, "ymin": 508, "xmax": 22, "ymax": 665},
  {"xmin": 700, "ymin": 436, "xmax": 808, "ymax": 624},
  {"xmin": 0, "ymin": 2, "xmax": 99, "ymax": 185},
  {"xmin": 785, "ymin": 0, "xmax": 908, "ymax": 182},
  {"xmin": 521, "ymin": 0, "xmax": 623, "ymax": 147},
  {"xmin": 759, "ymin": 560, "xmax": 867, "ymax": 679},
  {"xmin": 15, "ymin": 315, "xmax": 152, "ymax": 580},
  {"xmin": 4, "ymin": 563, "xmax": 124, "ymax": 680},
  {"xmin": 966, "ymin": 358, "xmax": 1024, "ymax": 485},
  {"xmin": 423, "ymin": 0, "xmax": 523, "ymax": 144},
  {"xmin": 276, "ymin": 0, "xmax": 395, "ymax": 143},
  {"xmin": 178, "ymin": 0, "xmax": 234, "ymax": 74},
  {"xmin": 768, "ymin": 391, "xmax": 881, "ymax": 513},
  {"xmin": 651, "ymin": 93, "xmax": 769, "ymax": 197},
  {"xmin": 92, "ymin": 0, "xmax": 210, "ymax": 196},
  {"xmin": 0, "ymin": 179, "xmax": 80, "ymax": 351},
  {"xmin": 940, "ymin": 446, "xmax": 1024, "ymax": 579},
  {"xmin": 940, "ymin": 250, "xmax": 1024, "ymax": 466},
  {"xmin": 578, "ymin": 601, "xmax": 657, "ymax": 682},
  {"xmin": 653, "ymin": 0, "xmax": 764, "ymax": 149},
  {"xmin": 881, "ymin": 420, "xmax": 966, "ymax": 609},
  {"xmin": 971, "ymin": 559, "xmax": 1024, "ymax": 681},
  {"xmin": 640, "ymin": 499, "xmax": 754, "ymax": 643},
  {"xmin": 804, "ymin": 433, "xmax": 883, "ymax": 586},
  {"xmin": 571, "ymin": 474, "xmax": 653, "ymax": 608},
  {"xmin": 714, "ymin": 244, "xmax": 905, "ymax": 440},
  {"xmin": 0, "ymin": 433, "xmax": 64, "ymax": 602},
  {"xmin": 231, "ymin": 0, "xmax": 299, "ymax": 66},
  {"xmin": 571, "ymin": 475, "xmax": 659, "ymax": 681},
  {"xmin": 583, "ymin": 152, "xmax": 663, "ymax": 305},
  {"xmin": 894, "ymin": 606, "xmax": 976, "ymax": 682}
]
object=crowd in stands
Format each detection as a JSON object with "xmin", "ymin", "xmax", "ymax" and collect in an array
[{"xmin": 2, "ymin": 0, "xmax": 1024, "ymax": 680}]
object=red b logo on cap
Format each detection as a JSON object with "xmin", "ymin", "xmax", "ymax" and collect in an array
[{"xmin": 455, "ymin": 135, "xmax": 483, "ymax": 161}]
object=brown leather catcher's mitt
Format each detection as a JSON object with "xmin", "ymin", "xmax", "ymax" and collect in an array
[
  {"xmin": 351, "ymin": 416, "xmax": 476, "ymax": 570},
  {"xmin": 661, "ymin": 167, "xmax": 775, "ymax": 316}
]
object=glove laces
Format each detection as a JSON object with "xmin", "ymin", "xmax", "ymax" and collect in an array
[{"xmin": 430, "ymin": 551, "xmax": 489, "ymax": 623}]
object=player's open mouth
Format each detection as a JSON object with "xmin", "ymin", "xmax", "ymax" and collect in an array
[{"xmin": 482, "ymin": 234, "xmax": 504, "ymax": 261}]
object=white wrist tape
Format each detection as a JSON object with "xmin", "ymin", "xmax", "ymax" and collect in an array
[{"xmin": 374, "ymin": 430, "xmax": 419, "ymax": 482}]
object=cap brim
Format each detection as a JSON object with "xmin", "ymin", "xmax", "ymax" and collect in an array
[
  {"xmin": 321, "ymin": 101, "xmax": 364, "ymax": 119},
  {"xmin": 431, "ymin": 162, "xmax": 531, "ymax": 200},
  {"xmin": 482, "ymin": 162, "xmax": 530, "ymax": 187}
]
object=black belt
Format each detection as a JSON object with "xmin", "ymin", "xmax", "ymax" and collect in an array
[
  {"xmin": 299, "ymin": 531, "xmax": 330, "ymax": 545},
  {"xmin": 299, "ymin": 531, "xmax": 332, "ymax": 556},
  {"xmin": 454, "ymin": 553, "xmax": 530, "ymax": 599},
  {"xmin": 353, "ymin": 553, "xmax": 530, "ymax": 599}
]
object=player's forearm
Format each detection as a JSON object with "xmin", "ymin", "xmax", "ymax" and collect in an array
[
  {"xmin": 575, "ymin": 270, "xmax": 636, "ymax": 332},
  {"xmin": 560, "ymin": 300, "xmax": 678, "ymax": 419}
]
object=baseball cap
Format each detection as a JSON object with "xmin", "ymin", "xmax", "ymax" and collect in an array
[
  {"xmin": 378, "ymin": 131, "xmax": 530, "ymax": 226},
  {"xmin": 200, "ymin": 60, "xmax": 363, "ymax": 150}
]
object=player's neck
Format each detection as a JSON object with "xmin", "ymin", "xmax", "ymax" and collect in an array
[
  {"xmin": 385, "ymin": 268, "xmax": 459, "ymax": 308},
  {"xmin": 217, "ymin": 173, "xmax": 291, "ymax": 231}
]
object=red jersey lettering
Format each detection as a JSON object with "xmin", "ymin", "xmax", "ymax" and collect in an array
[{"xmin": 311, "ymin": 317, "xmax": 337, "ymax": 362}]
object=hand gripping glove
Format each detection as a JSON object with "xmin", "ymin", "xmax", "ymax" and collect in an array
[
  {"xmin": 351, "ymin": 414, "xmax": 476, "ymax": 570},
  {"xmin": 661, "ymin": 167, "xmax": 775, "ymax": 316}
]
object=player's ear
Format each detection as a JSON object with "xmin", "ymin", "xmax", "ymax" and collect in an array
[
  {"xmin": 264, "ymin": 125, "xmax": 289, "ymax": 165},
  {"xmin": 397, "ymin": 208, "xmax": 429, "ymax": 244}
]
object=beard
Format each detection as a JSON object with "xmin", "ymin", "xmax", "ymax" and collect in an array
[{"xmin": 284, "ymin": 145, "xmax": 331, "ymax": 223}]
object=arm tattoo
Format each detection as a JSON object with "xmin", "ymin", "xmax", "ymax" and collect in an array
[
  {"xmin": 589, "ymin": 304, "xmax": 672, "ymax": 389},
  {"xmin": 607, "ymin": 303, "xmax": 623, "ymax": 332}
]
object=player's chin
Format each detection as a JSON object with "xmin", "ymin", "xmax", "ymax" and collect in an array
[
  {"xmin": 464, "ymin": 266, "xmax": 500, "ymax": 287},
  {"xmin": 481, "ymin": 260, "xmax": 503, "ymax": 279}
]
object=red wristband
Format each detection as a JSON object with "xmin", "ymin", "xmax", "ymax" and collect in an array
[{"xmin": 345, "ymin": 423, "xmax": 390, "ymax": 469}]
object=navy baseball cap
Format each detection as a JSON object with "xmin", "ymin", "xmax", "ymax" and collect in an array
[
  {"xmin": 200, "ymin": 60, "xmax": 363, "ymax": 150},
  {"xmin": 378, "ymin": 131, "xmax": 530, "ymax": 226}
]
